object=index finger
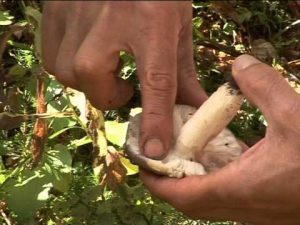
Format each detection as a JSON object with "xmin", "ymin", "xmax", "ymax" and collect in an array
[{"xmin": 133, "ymin": 16, "xmax": 179, "ymax": 159}]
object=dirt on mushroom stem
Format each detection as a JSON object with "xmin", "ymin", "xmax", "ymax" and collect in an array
[{"xmin": 126, "ymin": 82, "xmax": 244, "ymax": 178}]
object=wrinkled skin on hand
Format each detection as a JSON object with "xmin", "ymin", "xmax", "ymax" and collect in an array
[
  {"xmin": 42, "ymin": 1, "xmax": 207, "ymax": 159},
  {"xmin": 142, "ymin": 55, "xmax": 300, "ymax": 225}
]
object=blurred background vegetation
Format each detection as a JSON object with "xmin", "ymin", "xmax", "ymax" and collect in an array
[{"xmin": 0, "ymin": 0, "xmax": 299, "ymax": 224}]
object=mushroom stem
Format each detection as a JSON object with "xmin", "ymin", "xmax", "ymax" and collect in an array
[{"xmin": 174, "ymin": 83, "xmax": 244, "ymax": 160}]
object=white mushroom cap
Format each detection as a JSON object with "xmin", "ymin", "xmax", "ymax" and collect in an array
[{"xmin": 126, "ymin": 83, "xmax": 244, "ymax": 178}]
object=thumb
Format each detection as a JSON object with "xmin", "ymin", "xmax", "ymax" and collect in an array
[{"xmin": 232, "ymin": 54, "xmax": 300, "ymax": 128}]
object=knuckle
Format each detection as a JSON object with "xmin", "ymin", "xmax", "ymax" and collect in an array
[
  {"xmin": 276, "ymin": 97, "xmax": 300, "ymax": 121},
  {"xmin": 87, "ymin": 97, "xmax": 108, "ymax": 110},
  {"xmin": 44, "ymin": 2, "xmax": 58, "ymax": 14},
  {"xmin": 179, "ymin": 62, "xmax": 197, "ymax": 77},
  {"xmin": 144, "ymin": 69, "xmax": 176, "ymax": 95},
  {"xmin": 44, "ymin": 2, "xmax": 66, "ymax": 19},
  {"xmin": 266, "ymin": 80, "xmax": 300, "ymax": 125},
  {"xmin": 74, "ymin": 56, "xmax": 112, "ymax": 78},
  {"xmin": 73, "ymin": 57, "xmax": 98, "ymax": 78},
  {"xmin": 54, "ymin": 68, "xmax": 75, "ymax": 88}
]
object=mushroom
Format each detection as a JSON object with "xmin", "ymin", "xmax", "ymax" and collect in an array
[{"xmin": 125, "ymin": 82, "xmax": 244, "ymax": 178}]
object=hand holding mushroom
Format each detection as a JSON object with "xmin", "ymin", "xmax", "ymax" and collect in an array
[
  {"xmin": 126, "ymin": 83, "xmax": 245, "ymax": 177},
  {"xmin": 42, "ymin": 1, "xmax": 207, "ymax": 162},
  {"xmin": 142, "ymin": 55, "xmax": 300, "ymax": 225}
]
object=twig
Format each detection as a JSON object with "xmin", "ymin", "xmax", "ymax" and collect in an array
[
  {"xmin": 288, "ymin": 59, "xmax": 300, "ymax": 66},
  {"xmin": 195, "ymin": 37, "xmax": 242, "ymax": 57},
  {"xmin": 274, "ymin": 20, "xmax": 300, "ymax": 39},
  {"xmin": 31, "ymin": 70, "xmax": 48, "ymax": 166},
  {"xmin": 0, "ymin": 206, "xmax": 13, "ymax": 225},
  {"xmin": 0, "ymin": 111, "xmax": 73, "ymax": 119}
]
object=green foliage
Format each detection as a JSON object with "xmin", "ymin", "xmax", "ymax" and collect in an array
[
  {"xmin": 0, "ymin": 10, "xmax": 13, "ymax": 25},
  {"xmin": 105, "ymin": 121, "xmax": 128, "ymax": 147},
  {"xmin": 0, "ymin": 1, "xmax": 299, "ymax": 224},
  {"xmin": 0, "ymin": 144, "xmax": 72, "ymax": 223}
]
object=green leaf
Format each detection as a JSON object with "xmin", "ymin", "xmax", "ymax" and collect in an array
[
  {"xmin": 1, "ymin": 170, "xmax": 52, "ymax": 223},
  {"xmin": 193, "ymin": 17, "xmax": 204, "ymax": 28},
  {"xmin": 48, "ymin": 126, "xmax": 83, "ymax": 140},
  {"xmin": 14, "ymin": 171, "xmax": 43, "ymax": 187},
  {"xmin": 223, "ymin": 22, "xmax": 236, "ymax": 35},
  {"xmin": 70, "ymin": 136, "xmax": 92, "ymax": 147},
  {"xmin": 25, "ymin": 6, "xmax": 42, "ymax": 59},
  {"xmin": 236, "ymin": 7, "xmax": 253, "ymax": 23},
  {"xmin": 8, "ymin": 64, "xmax": 28, "ymax": 78},
  {"xmin": 120, "ymin": 156, "xmax": 139, "ymax": 176},
  {"xmin": 0, "ymin": 174, "xmax": 7, "ymax": 185},
  {"xmin": 67, "ymin": 89, "xmax": 88, "ymax": 124},
  {"xmin": 0, "ymin": 144, "xmax": 8, "ymax": 155},
  {"xmin": 46, "ymin": 144, "xmax": 73, "ymax": 192},
  {"xmin": 7, "ymin": 40, "xmax": 31, "ymax": 50},
  {"xmin": 105, "ymin": 121, "xmax": 128, "ymax": 147},
  {"xmin": 48, "ymin": 144, "xmax": 72, "ymax": 168},
  {"xmin": 50, "ymin": 117, "xmax": 77, "ymax": 133},
  {"xmin": 70, "ymin": 203, "xmax": 90, "ymax": 219},
  {"xmin": 0, "ymin": 11, "xmax": 14, "ymax": 25},
  {"xmin": 1, "ymin": 144, "xmax": 73, "ymax": 222},
  {"xmin": 46, "ymin": 77, "xmax": 69, "ymax": 118},
  {"xmin": 37, "ymin": 183, "xmax": 52, "ymax": 201}
]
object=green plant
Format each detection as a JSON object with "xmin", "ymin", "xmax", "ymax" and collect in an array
[{"xmin": 0, "ymin": 1, "xmax": 299, "ymax": 224}]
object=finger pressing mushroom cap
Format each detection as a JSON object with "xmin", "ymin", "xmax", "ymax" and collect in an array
[{"xmin": 125, "ymin": 82, "xmax": 244, "ymax": 178}]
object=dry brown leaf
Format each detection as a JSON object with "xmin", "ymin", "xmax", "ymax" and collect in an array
[
  {"xmin": 101, "ymin": 148, "xmax": 127, "ymax": 191},
  {"xmin": 251, "ymin": 39, "xmax": 277, "ymax": 62},
  {"xmin": 211, "ymin": 1, "xmax": 241, "ymax": 25}
]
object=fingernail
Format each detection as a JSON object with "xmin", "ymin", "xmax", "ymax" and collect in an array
[
  {"xmin": 233, "ymin": 55, "xmax": 261, "ymax": 75},
  {"xmin": 143, "ymin": 138, "xmax": 165, "ymax": 160}
]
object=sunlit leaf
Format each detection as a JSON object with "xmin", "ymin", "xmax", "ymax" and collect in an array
[
  {"xmin": 70, "ymin": 136, "xmax": 92, "ymax": 147},
  {"xmin": 105, "ymin": 121, "xmax": 128, "ymax": 147},
  {"xmin": 193, "ymin": 17, "xmax": 204, "ymax": 28},
  {"xmin": 130, "ymin": 107, "xmax": 142, "ymax": 117},
  {"xmin": 0, "ymin": 174, "xmax": 7, "ymax": 185},
  {"xmin": 14, "ymin": 171, "xmax": 43, "ymax": 187},
  {"xmin": 0, "ymin": 11, "xmax": 14, "ymax": 25},
  {"xmin": 67, "ymin": 88, "xmax": 88, "ymax": 124},
  {"xmin": 48, "ymin": 144, "xmax": 72, "ymax": 168},
  {"xmin": 120, "ymin": 156, "xmax": 139, "ymax": 175},
  {"xmin": 1, "ymin": 170, "xmax": 53, "ymax": 222},
  {"xmin": 0, "ymin": 144, "xmax": 9, "ymax": 156},
  {"xmin": 37, "ymin": 183, "xmax": 52, "ymax": 201},
  {"xmin": 0, "ymin": 144, "xmax": 74, "ymax": 222}
]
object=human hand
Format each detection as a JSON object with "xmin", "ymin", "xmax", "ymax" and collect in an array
[
  {"xmin": 42, "ymin": 1, "xmax": 207, "ymax": 159},
  {"xmin": 141, "ymin": 54, "xmax": 300, "ymax": 225}
]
